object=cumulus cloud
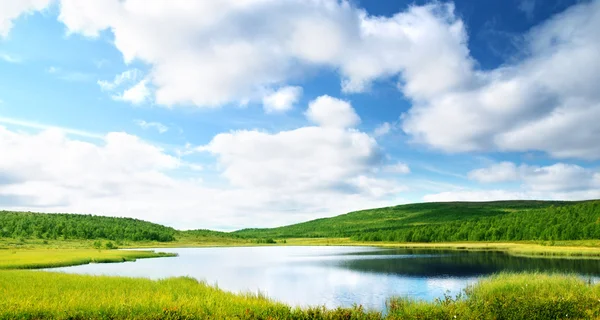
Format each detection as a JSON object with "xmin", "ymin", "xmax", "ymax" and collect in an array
[
  {"xmin": 306, "ymin": 95, "xmax": 360, "ymax": 128},
  {"xmin": 401, "ymin": 1, "xmax": 600, "ymax": 160},
  {"xmin": 0, "ymin": 109, "xmax": 405, "ymax": 229},
  {"xmin": 2, "ymin": 1, "xmax": 598, "ymax": 160},
  {"xmin": 14, "ymin": 1, "xmax": 462, "ymax": 109},
  {"xmin": 0, "ymin": 0, "xmax": 52, "ymax": 37},
  {"xmin": 0, "ymin": 127, "xmax": 180, "ymax": 207},
  {"xmin": 198, "ymin": 96, "xmax": 399, "ymax": 196},
  {"xmin": 262, "ymin": 86, "xmax": 302, "ymax": 113}
]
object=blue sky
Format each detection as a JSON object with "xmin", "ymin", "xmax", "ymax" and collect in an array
[{"xmin": 0, "ymin": 0, "xmax": 599, "ymax": 230}]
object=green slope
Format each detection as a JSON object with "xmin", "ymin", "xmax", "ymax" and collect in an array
[
  {"xmin": 0, "ymin": 211, "xmax": 176, "ymax": 242},
  {"xmin": 3, "ymin": 200, "xmax": 600, "ymax": 244},
  {"xmin": 233, "ymin": 200, "xmax": 600, "ymax": 242}
]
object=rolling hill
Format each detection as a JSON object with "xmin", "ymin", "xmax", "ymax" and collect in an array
[
  {"xmin": 0, "ymin": 211, "xmax": 176, "ymax": 242},
  {"xmin": 233, "ymin": 200, "xmax": 600, "ymax": 242},
  {"xmin": 2, "ymin": 200, "xmax": 599, "ymax": 243}
]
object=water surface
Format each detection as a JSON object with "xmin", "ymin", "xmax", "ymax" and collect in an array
[{"xmin": 47, "ymin": 246, "xmax": 600, "ymax": 311}]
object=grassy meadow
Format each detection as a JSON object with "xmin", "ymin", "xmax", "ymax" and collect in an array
[
  {"xmin": 0, "ymin": 248, "xmax": 175, "ymax": 269},
  {"xmin": 1, "ymin": 270, "xmax": 600, "ymax": 319}
]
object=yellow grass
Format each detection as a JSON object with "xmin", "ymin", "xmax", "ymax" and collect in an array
[
  {"xmin": 0, "ymin": 248, "xmax": 176, "ymax": 269},
  {"xmin": 279, "ymin": 238, "xmax": 600, "ymax": 258}
]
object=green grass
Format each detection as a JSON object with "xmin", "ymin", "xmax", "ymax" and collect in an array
[
  {"xmin": 0, "ymin": 248, "xmax": 176, "ymax": 269},
  {"xmin": 0, "ymin": 270, "xmax": 383, "ymax": 319},
  {"xmin": 1, "ymin": 271, "xmax": 599, "ymax": 319},
  {"xmin": 387, "ymin": 273, "xmax": 600, "ymax": 319}
]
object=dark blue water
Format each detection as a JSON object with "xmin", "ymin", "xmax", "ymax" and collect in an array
[{"xmin": 45, "ymin": 246, "xmax": 600, "ymax": 311}]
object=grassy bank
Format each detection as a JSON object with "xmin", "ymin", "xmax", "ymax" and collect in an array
[
  {"xmin": 0, "ymin": 248, "xmax": 176, "ymax": 269},
  {"xmin": 276, "ymin": 238, "xmax": 600, "ymax": 259},
  {"xmin": 5, "ymin": 235, "xmax": 600, "ymax": 260},
  {"xmin": 1, "ymin": 271, "xmax": 599, "ymax": 319}
]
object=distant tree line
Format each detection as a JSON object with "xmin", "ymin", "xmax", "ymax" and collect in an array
[
  {"xmin": 0, "ymin": 211, "xmax": 176, "ymax": 242},
  {"xmin": 350, "ymin": 201, "xmax": 600, "ymax": 242}
]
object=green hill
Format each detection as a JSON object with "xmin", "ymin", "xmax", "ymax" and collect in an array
[
  {"xmin": 0, "ymin": 211, "xmax": 176, "ymax": 242},
  {"xmin": 233, "ymin": 200, "xmax": 600, "ymax": 242},
  {"xmin": 3, "ymin": 200, "xmax": 600, "ymax": 244}
]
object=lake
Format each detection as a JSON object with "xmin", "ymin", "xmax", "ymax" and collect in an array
[{"xmin": 46, "ymin": 246, "xmax": 600, "ymax": 311}]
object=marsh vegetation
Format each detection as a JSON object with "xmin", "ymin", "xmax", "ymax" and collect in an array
[{"xmin": 1, "ymin": 271, "xmax": 599, "ymax": 319}]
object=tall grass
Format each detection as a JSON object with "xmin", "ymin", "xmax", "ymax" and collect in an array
[
  {"xmin": 1, "ymin": 271, "xmax": 600, "ymax": 319},
  {"xmin": 0, "ymin": 249, "xmax": 176, "ymax": 269},
  {"xmin": 0, "ymin": 271, "xmax": 382, "ymax": 319},
  {"xmin": 388, "ymin": 273, "xmax": 600, "ymax": 319}
]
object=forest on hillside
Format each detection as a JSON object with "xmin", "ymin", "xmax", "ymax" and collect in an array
[
  {"xmin": 0, "ymin": 211, "xmax": 176, "ymax": 242},
  {"xmin": 351, "ymin": 201, "xmax": 600, "ymax": 242},
  {"xmin": 233, "ymin": 201, "xmax": 578, "ymax": 238},
  {"xmin": 2, "ymin": 200, "xmax": 599, "ymax": 243}
]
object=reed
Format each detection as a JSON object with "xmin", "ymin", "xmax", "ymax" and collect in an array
[{"xmin": 1, "ymin": 271, "xmax": 600, "ymax": 319}]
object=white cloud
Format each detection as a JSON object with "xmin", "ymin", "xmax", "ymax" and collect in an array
[
  {"xmin": 2, "ymin": 1, "xmax": 597, "ymax": 160},
  {"xmin": 424, "ymin": 189, "xmax": 600, "ymax": 202},
  {"xmin": 520, "ymin": 163, "xmax": 599, "ymax": 192},
  {"xmin": 401, "ymin": 1, "xmax": 600, "ymax": 160},
  {"xmin": 0, "ymin": 113, "xmax": 405, "ymax": 229},
  {"xmin": 134, "ymin": 120, "xmax": 168, "ymax": 134},
  {"xmin": 97, "ymin": 69, "xmax": 149, "ymax": 104},
  {"xmin": 43, "ymin": 1, "xmax": 468, "ymax": 109},
  {"xmin": 424, "ymin": 190, "xmax": 532, "ymax": 202},
  {"xmin": 200, "ymin": 126, "xmax": 385, "ymax": 192},
  {"xmin": 384, "ymin": 162, "xmax": 410, "ymax": 174},
  {"xmin": 452, "ymin": 161, "xmax": 600, "ymax": 202},
  {"xmin": 262, "ymin": 86, "xmax": 302, "ymax": 113},
  {"xmin": 114, "ymin": 79, "xmax": 150, "ymax": 105},
  {"xmin": 306, "ymin": 95, "xmax": 360, "ymax": 128},
  {"xmin": 0, "ymin": 0, "xmax": 52, "ymax": 37},
  {"xmin": 467, "ymin": 162, "xmax": 519, "ymax": 183},
  {"xmin": 97, "ymin": 69, "xmax": 142, "ymax": 91},
  {"xmin": 0, "ymin": 126, "xmax": 180, "ymax": 207},
  {"xmin": 373, "ymin": 122, "xmax": 391, "ymax": 137},
  {"xmin": 469, "ymin": 162, "xmax": 600, "ymax": 192}
]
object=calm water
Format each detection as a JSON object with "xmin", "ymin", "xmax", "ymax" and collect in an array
[{"xmin": 46, "ymin": 246, "xmax": 600, "ymax": 311}]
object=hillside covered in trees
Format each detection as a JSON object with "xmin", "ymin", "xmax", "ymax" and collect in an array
[
  {"xmin": 234, "ymin": 200, "xmax": 600, "ymax": 242},
  {"xmin": 0, "ymin": 211, "xmax": 176, "ymax": 242},
  {"xmin": 2, "ymin": 200, "xmax": 599, "ymax": 243}
]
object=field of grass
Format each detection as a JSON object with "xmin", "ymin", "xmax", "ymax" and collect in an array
[
  {"xmin": 1, "ymin": 270, "xmax": 599, "ymax": 319},
  {"xmin": 0, "ymin": 248, "xmax": 175, "ymax": 269}
]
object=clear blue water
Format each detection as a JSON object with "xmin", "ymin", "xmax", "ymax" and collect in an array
[{"xmin": 45, "ymin": 246, "xmax": 600, "ymax": 311}]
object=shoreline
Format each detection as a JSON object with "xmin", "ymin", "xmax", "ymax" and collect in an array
[
  {"xmin": 124, "ymin": 238, "xmax": 600, "ymax": 259},
  {"xmin": 0, "ymin": 248, "xmax": 176, "ymax": 270}
]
